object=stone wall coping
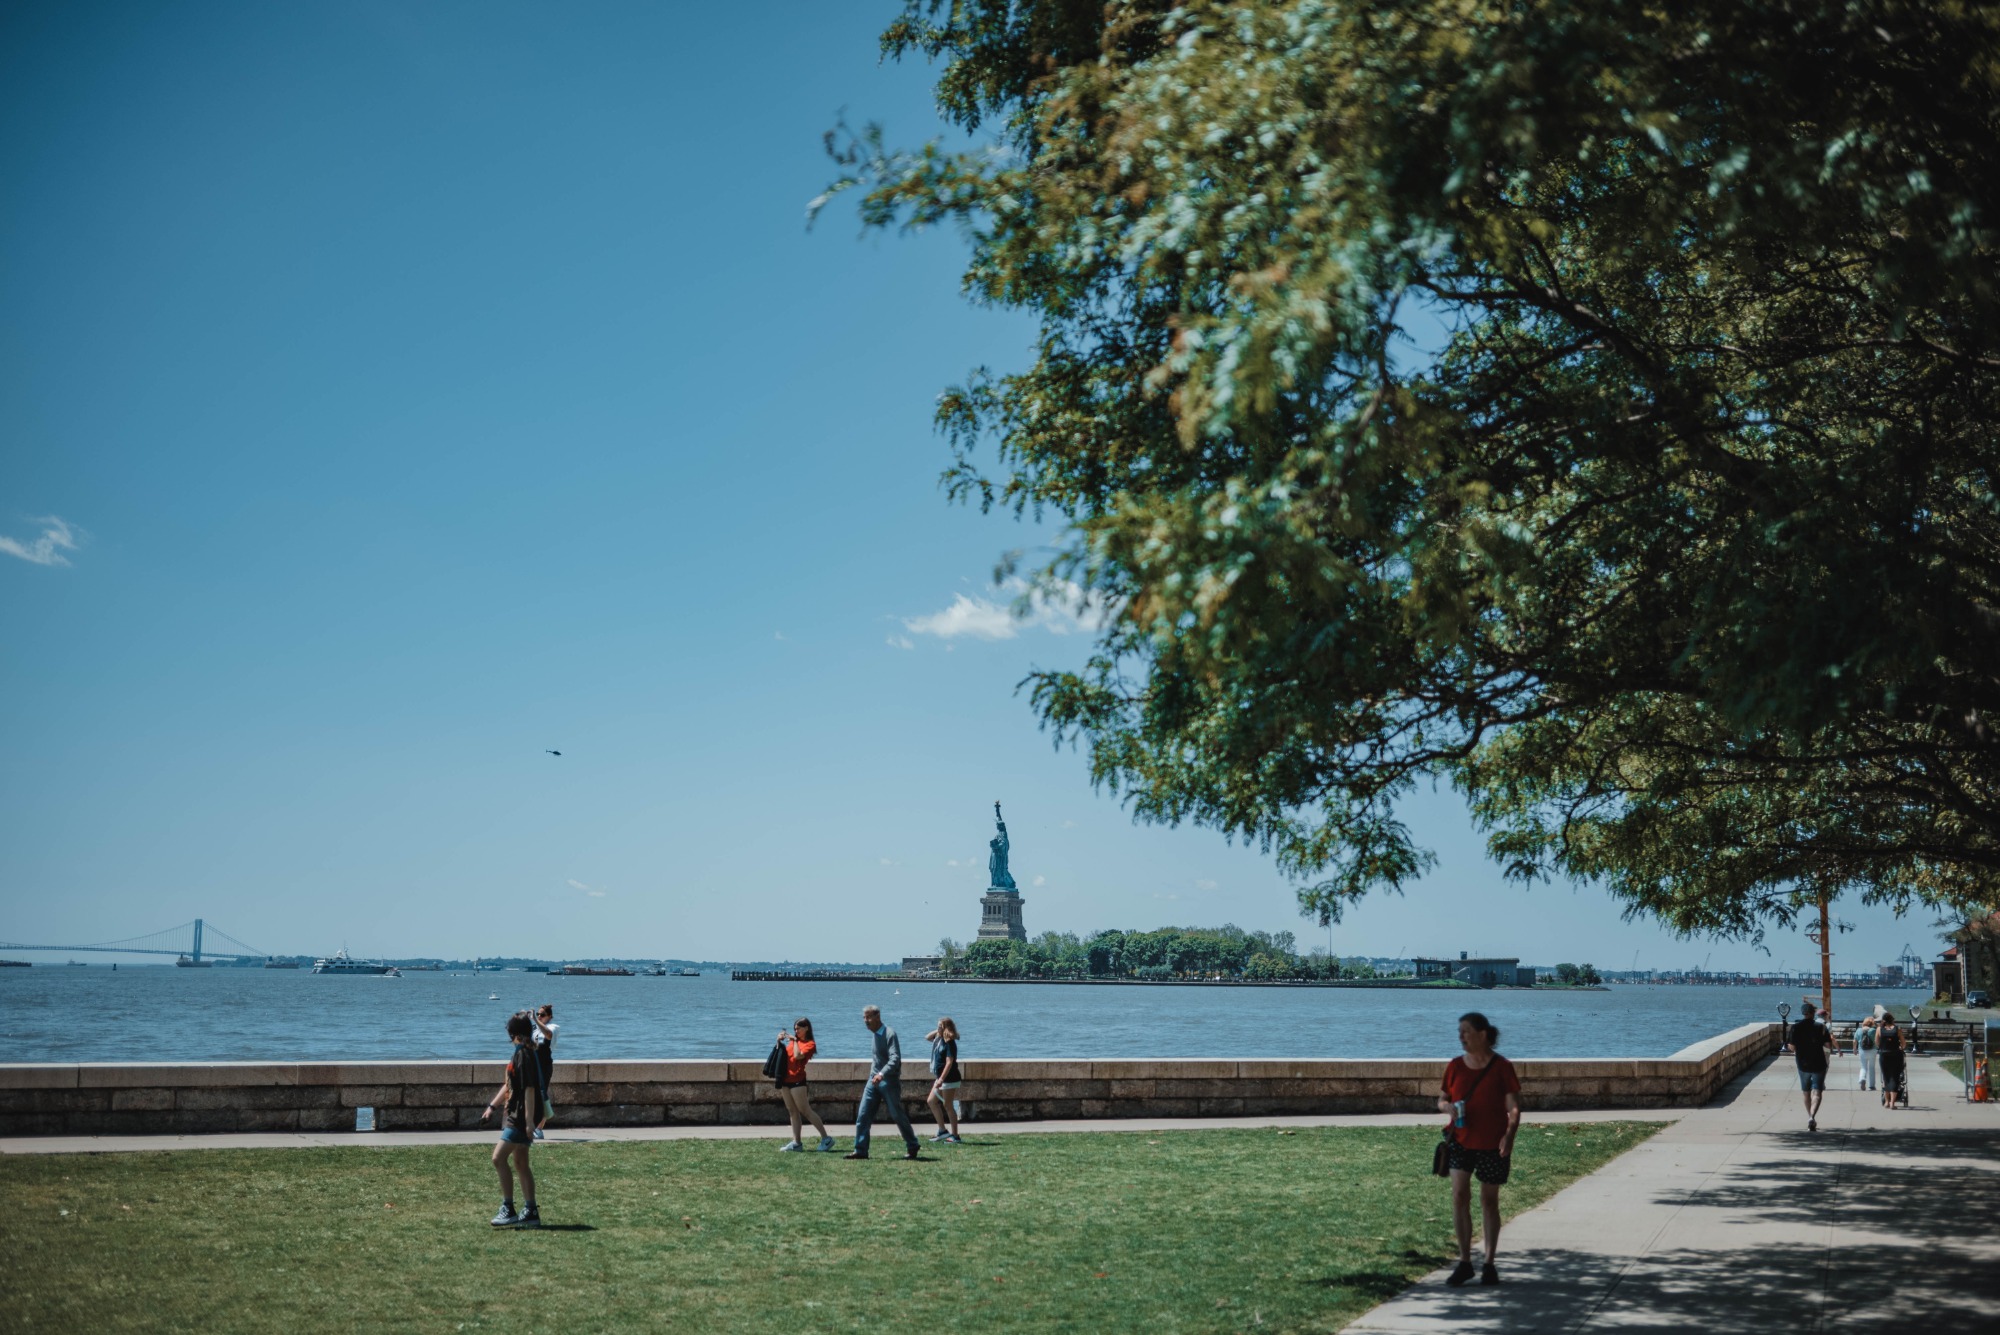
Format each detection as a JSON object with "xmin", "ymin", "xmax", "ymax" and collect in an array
[
  {"xmin": 0, "ymin": 1038, "xmax": 1781, "ymax": 1091},
  {"xmin": 1666, "ymin": 1022, "xmax": 1780, "ymax": 1066}
]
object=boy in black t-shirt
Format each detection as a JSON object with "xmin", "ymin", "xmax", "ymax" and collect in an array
[
  {"xmin": 1790, "ymin": 1001, "xmax": 1840, "ymax": 1132},
  {"xmin": 479, "ymin": 1011, "xmax": 542, "ymax": 1227}
]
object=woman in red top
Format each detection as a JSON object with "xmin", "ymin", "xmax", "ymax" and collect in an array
[
  {"xmin": 774, "ymin": 1017, "xmax": 834, "ymax": 1152},
  {"xmin": 1436, "ymin": 1011, "xmax": 1521, "ymax": 1287}
]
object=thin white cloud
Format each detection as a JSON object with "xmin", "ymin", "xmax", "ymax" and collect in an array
[
  {"xmin": 946, "ymin": 859, "xmax": 960, "ymax": 867},
  {"xmin": 1059, "ymin": 819, "xmax": 1078, "ymax": 829},
  {"xmin": 1195, "ymin": 879, "xmax": 1218, "ymax": 891},
  {"xmin": 1032, "ymin": 874, "xmax": 1046, "ymax": 887},
  {"xmin": 774, "ymin": 630, "xmax": 787, "ymax": 641},
  {"xmin": 904, "ymin": 593, "xmax": 1017, "ymax": 641},
  {"xmin": 879, "ymin": 857, "xmax": 898, "ymax": 866},
  {"xmin": 587, "ymin": 890, "xmax": 606, "ymax": 898},
  {"xmin": 902, "ymin": 577, "xmax": 1115, "ymax": 642},
  {"xmin": 0, "ymin": 516, "xmax": 79, "ymax": 567},
  {"xmin": 886, "ymin": 635, "xmax": 915, "ymax": 650},
  {"xmin": 567, "ymin": 879, "xmax": 589, "ymax": 890}
]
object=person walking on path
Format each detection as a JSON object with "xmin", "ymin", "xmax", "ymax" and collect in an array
[
  {"xmin": 1877, "ymin": 1012, "xmax": 1908, "ymax": 1109},
  {"xmin": 1855, "ymin": 1011, "xmax": 1880, "ymax": 1092},
  {"xmin": 478, "ymin": 1010, "xmax": 542, "ymax": 1228},
  {"xmin": 774, "ymin": 1017, "xmax": 835, "ymax": 1152},
  {"xmin": 924, "ymin": 1017, "xmax": 962, "ymax": 1143},
  {"xmin": 530, "ymin": 1004, "xmax": 558, "ymax": 1140},
  {"xmin": 845, "ymin": 1004, "xmax": 920, "ymax": 1161},
  {"xmin": 1437, "ymin": 1011, "xmax": 1521, "ymax": 1288},
  {"xmin": 1790, "ymin": 1000, "xmax": 1838, "ymax": 1130}
]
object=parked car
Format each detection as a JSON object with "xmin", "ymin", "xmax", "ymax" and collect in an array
[{"xmin": 1967, "ymin": 989, "xmax": 1991, "ymax": 1009}]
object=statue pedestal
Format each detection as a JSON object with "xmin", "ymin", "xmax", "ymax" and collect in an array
[{"xmin": 977, "ymin": 888, "xmax": 1027, "ymax": 942}]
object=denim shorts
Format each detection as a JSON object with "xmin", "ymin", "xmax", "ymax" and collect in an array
[
  {"xmin": 500, "ymin": 1126, "xmax": 533, "ymax": 1145},
  {"xmin": 1797, "ymin": 1069, "xmax": 1827, "ymax": 1092}
]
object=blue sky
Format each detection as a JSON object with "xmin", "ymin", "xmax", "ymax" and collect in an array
[{"xmin": 0, "ymin": 1, "xmax": 1940, "ymax": 973}]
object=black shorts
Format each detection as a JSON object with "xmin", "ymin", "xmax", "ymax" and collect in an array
[
  {"xmin": 776, "ymin": 1079, "xmax": 808, "ymax": 1091},
  {"xmin": 1446, "ymin": 1142, "xmax": 1512, "ymax": 1184}
]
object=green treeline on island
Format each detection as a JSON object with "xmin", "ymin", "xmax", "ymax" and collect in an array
[{"xmin": 927, "ymin": 926, "xmax": 1598, "ymax": 984}]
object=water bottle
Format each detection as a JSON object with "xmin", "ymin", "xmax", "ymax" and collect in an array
[{"xmin": 1452, "ymin": 1099, "xmax": 1466, "ymax": 1128}]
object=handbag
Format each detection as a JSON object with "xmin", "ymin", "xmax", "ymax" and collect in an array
[
  {"xmin": 1431, "ymin": 1058, "xmax": 1496, "ymax": 1176},
  {"xmin": 761, "ymin": 1040, "xmax": 787, "ymax": 1082}
]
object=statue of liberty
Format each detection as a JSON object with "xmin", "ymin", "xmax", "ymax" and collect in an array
[{"xmin": 988, "ymin": 800, "xmax": 1017, "ymax": 891}]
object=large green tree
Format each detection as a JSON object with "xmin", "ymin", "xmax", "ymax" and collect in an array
[{"xmin": 827, "ymin": 0, "xmax": 2000, "ymax": 936}]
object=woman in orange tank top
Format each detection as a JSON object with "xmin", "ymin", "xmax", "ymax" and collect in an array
[{"xmin": 775, "ymin": 1017, "xmax": 834, "ymax": 1152}]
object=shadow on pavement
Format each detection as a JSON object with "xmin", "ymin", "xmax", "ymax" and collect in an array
[{"xmin": 1375, "ymin": 1238, "xmax": 1997, "ymax": 1334}]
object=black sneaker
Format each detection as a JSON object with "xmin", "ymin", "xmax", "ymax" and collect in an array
[
  {"xmin": 490, "ymin": 1205, "xmax": 519, "ymax": 1228},
  {"xmin": 516, "ymin": 1204, "xmax": 541, "ymax": 1229},
  {"xmin": 1481, "ymin": 1263, "xmax": 1500, "ymax": 1286},
  {"xmin": 904, "ymin": 1148, "xmax": 922, "ymax": 1161},
  {"xmin": 1445, "ymin": 1261, "xmax": 1476, "ymax": 1287},
  {"xmin": 843, "ymin": 1151, "xmax": 868, "ymax": 1160}
]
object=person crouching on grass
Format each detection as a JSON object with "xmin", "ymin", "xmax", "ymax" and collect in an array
[
  {"xmin": 479, "ymin": 1010, "xmax": 541, "ymax": 1228},
  {"xmin": 1437, "ymin": 1011, "xmax": 1520, "ymax": 1288}
]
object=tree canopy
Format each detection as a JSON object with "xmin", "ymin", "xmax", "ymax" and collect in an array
[
  {"xmin": 939, "ymin": 925, "xmax": 1331, "ymax": 979},
  {"xmin": 829, "ymin": 0, "xmax": 2000, "ymax": 941}
]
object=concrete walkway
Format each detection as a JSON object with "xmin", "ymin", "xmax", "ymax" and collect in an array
[
  {"xmin": 0, "ymin": 1105, "xmax": 1671, "ymax": 1155},
  {"xmin": 1348, "ymin": 1056, "xmax": 2000, "ymax": 1334}
]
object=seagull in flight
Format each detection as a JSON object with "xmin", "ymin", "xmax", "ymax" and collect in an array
[{"xmin": 546, "ymin": 750, "xmax": 562, "ymax": 756}]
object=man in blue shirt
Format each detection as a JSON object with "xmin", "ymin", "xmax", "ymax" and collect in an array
[{"xmin": 845, "ymin": 1004, "xmax": 921, "ymax": 1160}]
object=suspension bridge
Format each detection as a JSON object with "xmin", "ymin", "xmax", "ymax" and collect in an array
[{"xmin": 0, "ymin": 919, "xmax": 270, "ymax": 964}]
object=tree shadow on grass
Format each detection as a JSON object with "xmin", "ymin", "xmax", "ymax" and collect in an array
[{"xmin": 1301, "ymin": 1269, "xmax": 1413, "ymax": 1300}]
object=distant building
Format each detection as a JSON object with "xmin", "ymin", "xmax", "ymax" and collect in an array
[
  {"xmin": 901, "ymin": 955, "xmax": 942, "ymax": 974},
  {"xmin": 1414, "ymin": 952, "xmax": 1531, "ymax": 989},
  {"xmin": 1934, "ymin": 947, "xmax": 1963, "ymax": 1002}
]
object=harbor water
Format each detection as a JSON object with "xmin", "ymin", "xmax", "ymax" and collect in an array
[{"xmin": 2, "ymin": 966, "xmax": 1933, "ymax": 1064}]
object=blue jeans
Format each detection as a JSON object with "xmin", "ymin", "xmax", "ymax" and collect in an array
[{"xmin": 853, "ymin": 1076, "xmax": 917, "ymax": 1155}]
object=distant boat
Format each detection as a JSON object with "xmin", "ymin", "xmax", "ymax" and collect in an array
[
  {"xmin": 641, "ymin": 964, "xmax": 667, "ymax": 976},
  {"xmin": 0, "ymin": 960, "xmax": 31, "ymax": 968},
  {"xmin": 552, "ymin": 965, "xmax": 634, "ymax": 977},
  {"xmin": 675, "ymin": 968, "xmax": 701, "ymax": 977},
  {"xmin": 175, "ymin": 954, "xmax": 213, "ymax": 968},
  {"xmin": 65, "ymin": 959, "xmax": 87, "ymax": 967},
  {"xmin": 264, "ymin": 958, "xmax": 301, "ymax": 969},
  {"xmin": 312, "ymin": 948, "xmax": 398, "ymax": 976},
  {"xmin": 488, "ymin": 992, "xmax": 500, "ymax": 1000}
]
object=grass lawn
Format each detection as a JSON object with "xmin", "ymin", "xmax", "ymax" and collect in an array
[
  {"xmin": 1942, "ymin": 1057, "xmax": 1964, "ymax": 1081},
  {"xmin": 2, "ymin": 1122, "xmax": 1661, "ymax": 1334}
]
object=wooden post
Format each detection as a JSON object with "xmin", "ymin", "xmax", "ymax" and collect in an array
[{"xmin": 1816, "ymin": 897, "xmax": 1833, "ymax": 1024}]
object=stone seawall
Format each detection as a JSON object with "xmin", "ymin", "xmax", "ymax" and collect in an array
[{"xmin": 0, "ymin": 1022, "xmax": 1777, "ymax": 1137}]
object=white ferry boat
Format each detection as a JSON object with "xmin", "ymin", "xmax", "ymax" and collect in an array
[{"xmin": 312, "ymin": 948, "xmax": 399, "ymax": 976}]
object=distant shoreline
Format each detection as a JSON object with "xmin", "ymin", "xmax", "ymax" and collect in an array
[{"xmin": 729, "ymin": 971, "xmax": 1532, "ymax": 990}]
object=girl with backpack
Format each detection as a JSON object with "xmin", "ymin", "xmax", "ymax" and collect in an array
[
  {"xmin": 925, "ymin": 1017, "xmax": 962, "ymax": 1143},
  {"xmin": 1854, "ymin": 1013, "xmax": 1878, "ymax": 1091}
]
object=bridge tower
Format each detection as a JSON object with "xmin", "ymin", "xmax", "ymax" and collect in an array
[{"xmin": 192, "ymin": 918, "xmax": 203, "ymax": 964}]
